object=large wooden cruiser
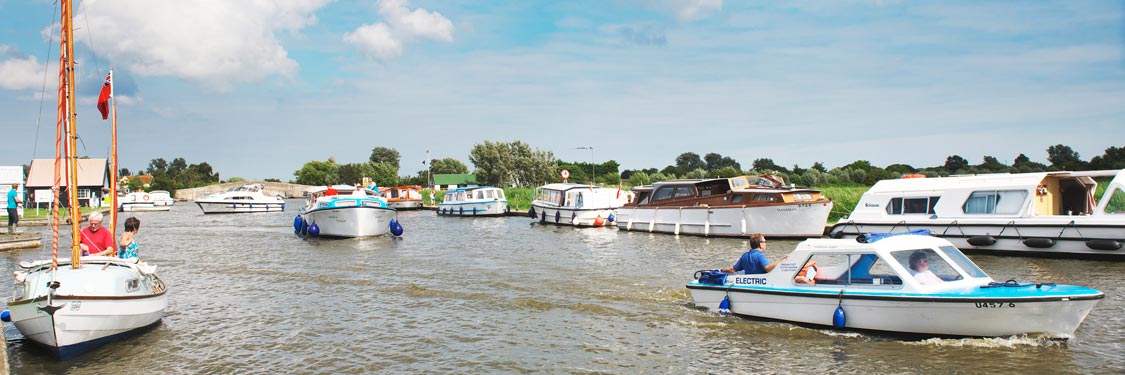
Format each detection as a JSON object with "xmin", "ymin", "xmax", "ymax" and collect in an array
[{"xmin": 616, "ymin": 175, "xmax": 833, "ymax": 238}]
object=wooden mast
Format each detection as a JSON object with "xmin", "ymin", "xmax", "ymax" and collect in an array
[{"xmin": 62, "ymin": 0, "xmax": 82, "ymax": 268}]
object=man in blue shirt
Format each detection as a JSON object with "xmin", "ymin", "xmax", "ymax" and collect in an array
[
  {"xmin": 721, "ymin": 233, "xmax": 783, "ymax": 274},
  {"xmin": 6, "ymin": 183, "xmax": 22, "ymax": 234}
]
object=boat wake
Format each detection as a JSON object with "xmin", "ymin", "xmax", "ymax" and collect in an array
[{"xmin": 906, "ymin": 335, "xmax": 1069, "ymax": 348}]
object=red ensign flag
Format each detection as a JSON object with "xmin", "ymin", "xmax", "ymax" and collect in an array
[{"xmin": 97, "ymin": 73, "xmax": 112, "ymax": 120}]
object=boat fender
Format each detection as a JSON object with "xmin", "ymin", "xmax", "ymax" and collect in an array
[
  {"xmin": 528, "ymin": 208, "xmax": 537, "ymax": 219},
  {"xmin": 300, "ymin": 221, "xmax": 309, "ymax": 236},
  {"xmin": 607, "ymin": 212, "xmax": 615, "ymax": 223},
  {"xmin": 540, "ymin": 213, "xmax": 546, "ymax": 224},
  {"xmin": 966, "ymin": 235, "xmax": 997, "ymax": 246},
  {"xmin": 593, "ymin": 216, "xmax": 605, "ymax": 227},
  {"xmin": 0, "ymin": 310, "xmax": 8, "ymax": 322},
  {"xmin": 460, "ymin": 207, "xmax": 464, "ymax": 215},
  {"xmin": 1086, "ymin": 239, "xmax": 1123, "ymax": 251},
  {"xmin": 555, "ymin": 211, "xmax": 561, "ymax": 223},
  {"xmin": 718, "ymin": 296, "xmax": 730, "ymax": 315},
  {"xmin": 389, "ymin": 219, "xmax": 404, "ymax": 236},
  {"xmin": 829, "ymin": 230, "xmax": 844, "ymax": 239},
  {"xmin": 308, "ymin": 223, "xmax": 320, "ymax": 237},
  {"xmin": 856, "ymin": 234, "xmax": 867, "ymax": 243},
  {"xmin": 1023, "ymin": 238, "xmax": 1055, "ymax": 248},
  {"xmin": 293, "ymin": 215, "xmax": 303, "ymax": 233},
  {"xmin": 571, "ymin": 212, "xmax": 577, "ymax": 222},
  {"xmin": 832, "ymin": 290, "xmax": 846, "ymax": 329}
]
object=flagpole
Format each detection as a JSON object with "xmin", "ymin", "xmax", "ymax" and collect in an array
[{"xmin": 108, "ymin": 68, "xmax": 118, "ymax": 253}]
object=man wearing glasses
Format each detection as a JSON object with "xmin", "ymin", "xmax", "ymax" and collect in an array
[
  {"xmin": 721, "ymin": 233, "xmax": 784, "ymax": 275},
  {"xmin": 79, "ymin": 211, "xmax": 116, "ymax": 256}
]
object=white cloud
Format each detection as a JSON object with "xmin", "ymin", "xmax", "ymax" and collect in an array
[
  {"xmin": 76, "ymin": 0, "xmax": 331, "ymax": 91},
  {"xmin": 344, "ymin": 23, "xmax": 402, "ymax": 60},
  {"xmin": 345, "ymin": 0, "xmax": 454, "ymax": 61},
  {"xmin": 0, "ymin": 46, "xmax": 54, "ymax": 91},
  {"xmin": 642, "ymin": 0, "xmax": 723, "ymax": 23}
]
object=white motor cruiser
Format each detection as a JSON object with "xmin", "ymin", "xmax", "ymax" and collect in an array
[
  {"xmin": 530, "ymin": 183, "xmax": 629, "ymax": 227},
  {"xmin": 296, "ymin": 185, "xmax": 401, "ymax": 238},
  {"xmin": 194, "ymin": 183, "xmax": 285, "ymax": 214}
]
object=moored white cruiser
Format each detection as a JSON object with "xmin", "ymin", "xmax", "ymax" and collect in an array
[
  {"xmin": 530, "ymin": 183, "xmax": 629, "ymax": 227},
  {"xmin": 437, "ymin": 186, "xmax": 508, "ymax": 217},
  {"xmin": 827, "ymin": 169, "xmax": 1125, "ymax": 258}
]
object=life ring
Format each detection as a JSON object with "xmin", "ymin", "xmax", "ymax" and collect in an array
[{"xmin": 143, "ymin": 194, "xmax": 151, "ymax": 201}]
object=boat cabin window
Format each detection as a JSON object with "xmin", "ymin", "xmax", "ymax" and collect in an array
[
  {"xmin": 731, "ymin": 194, "xmax": 743, "ymax": 203},
  {"xmin": 485, "ymin": 190, "xmax": 495, "ymax": 199},
  {"xmin": 793, "ymin": 193, "xmax": 814, "ymax": 202},
  {"xmin": 635, "ymin": 191, "xmax": 651, "ymax": 205},
  {"xmin": 753, "ymin": 194, "xmax": 781, "ymax": 202},
  {"xmin": 575, "ymin": 192, "xmax": 584, "ymax": 208},
  {"xmin": 938, "ymin": 245, "xmax": 988, "ymax": 278},
  {"xmin": 801, "ymin": 253, "xmax": 903, "ymax": 287},
  {"xmin": 674, "ymin": 187, "xmax": 695, "ymax": 199},
  {"xmin": 962, "ymin": 190, "xmax": 1027, "ymax": 214},
  {"xmin": 886, "ymin": 196, "xmax": 940, "ymax": 215},
  {"xmin": 1106, "ymin": 187, "xmax": 1125, "ymax": 214},
  {"xmin": 496, "ymin": 190, "xmax": 505, "ymax": 200},
  {"xmin": 653, "ymin": 187, "xmax": 676, "ymax": 201},
  {"xmin": 890, "ymin": 249, "xmax": 964, "ymax": 284}
]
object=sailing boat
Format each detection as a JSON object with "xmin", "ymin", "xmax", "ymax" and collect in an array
[{"xmin": 3, "ymin": 0, "xmax": 167, "ymax": 359}]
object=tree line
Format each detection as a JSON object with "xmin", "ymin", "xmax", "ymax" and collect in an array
[{"xmin": 119, "ymin": 143, "xmax": 1123, "ymax": 192}]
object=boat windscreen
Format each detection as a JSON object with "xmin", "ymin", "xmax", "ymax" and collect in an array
[{"xmin": 939, "ymin": 245, "xmax": 989, "ymax": 279}]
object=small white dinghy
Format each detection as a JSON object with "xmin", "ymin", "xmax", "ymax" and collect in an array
[{"xmin": 687, "ymin": 231, "xmax": 1104, "ymax": 338}]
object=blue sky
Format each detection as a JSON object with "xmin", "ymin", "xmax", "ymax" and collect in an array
[{"xmin": 0, "ymin": 0, "xmax": 1122, "ymax": 181}]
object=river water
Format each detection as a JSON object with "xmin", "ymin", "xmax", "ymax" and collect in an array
[{"xmin": 2, "ymin": 201, "xmax": 1122, "ymax": 374}]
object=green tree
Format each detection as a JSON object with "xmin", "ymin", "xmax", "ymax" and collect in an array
[
  {"xmin": 628, "ymin": 171, "xmax": 651, "ymax": 186},
  {"xmin": 1047, "ymin": 144, "xmax": 1086, "ymax": 170},
  {"xmin": 708, "ymin": 166, "xmax": 741, "ymax": 179},
  {"xmin": 884, "ymin": 163, "xmax": 916, "ymax": 176},
  {"xmin": 294, "ymin": 158, "xmax": 340, "ymax": 186},
  {"xmin": 429, "ymin": 158, "xmax": 469, "ymax": 174},
  {"xmin": 752, "ymin": 158, "xmax": 789, "ymax": 173},
  {"xmin": 469, "ymin": 140, "xmax": 555, "ymax": 187},
  {"xmin": 1089, "ymin": 146, "xmax": 1125, "ymax": 170},
  {"xmin": 704, "ymin": 153, "xmax": 741, "ymax": 171},
  {"xmin": 675, "ymin": 152, "xmax": 705, "ymax": 172},
  {"xmin": 811, "ymin": 162, "xmax": 827, "ymax": 173},
  {"xmin": 369, "ymin": 147, "xmax": 401, "ymax": 169},
  {"xmin": 978, "ymin": 156, "xmax": 1007, "ymax": 172},
  {"xmin": 944, "ymin": 155, "xmax": 969, "ymax": 174}
]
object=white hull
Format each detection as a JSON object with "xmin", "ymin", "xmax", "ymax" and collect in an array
[
  {"xmin": 437, "ymin": 201, "xmax": 508, "ymax": 217},
  {"xmin": 688, "ymin": 286, "xmax": 1099, "ymax": 337},
  {"xmin": 195, "ymin": 201, "xmax": 285, "ymax": 214},
  {"xmin": 829, "ymin": 219, "xmax": 1125, "ymax": 257},
  {"xmin": 9, "ymin": 257, "xmax": 167, "ymax": 358},
  {"xmin": 120, "ymin": 202, "xmax": 171, "ymax": 212},
  {"xmin": 531, "ymin": 204, "xmax": 615, "ymax": 227},
  {"xmin": 388, "ymin": 200, "xmax": 424, "ymax": 210},
  {"xmin": 616, "ymin": 203, "xmax": 832, "ymax": 237},
  {"xmin": 301, "ymin": 207, "xmax": 397, "ymax": 237}
]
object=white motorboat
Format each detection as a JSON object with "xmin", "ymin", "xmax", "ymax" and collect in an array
[
  {"xmin": 194, "ymin": 183, "xmax": 285, "ymax": 214},
  {"xmin": 687, "ymin": 232, "xmax": 1103, "ymax": 338},
  {"xmin": 529, "ymin": 183, "xmax": 629, "ymax": 227},
  {"xmin": 827, "ymin": 169, "xmax": 1125, "ymax": 258},
  {"xmin": 118, "ymin": 191, "xmax": 172, "ymax": 212},
  {"xmin": 616, "ymin": 175, "xmax": 833, "ymax": 237},
  {"xmin": 296, "ymin": 185, "xmax": 401, "ymax": 238},
  {"xmin": 437, "ymin": 186, "xmax": 508, "ymax": 217},
  {"xmin": 149, "ymin": 190, "xmax": 175, "ymax": 206},
  {"xmin": 6, "ymin": 257, "xmax": 167, "ymax": 358},
  {"xmin": 4, "ymin": 4, "xmax": 168, "ymax": 359}
]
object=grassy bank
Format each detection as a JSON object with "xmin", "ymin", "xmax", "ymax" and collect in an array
[
  {"xmin": 816, "ymin": 185, "xmax": 868, "ymax": 223},
  {"xmin": 14, "ymin": 206, "xmax": 105, "ymax": 221}
]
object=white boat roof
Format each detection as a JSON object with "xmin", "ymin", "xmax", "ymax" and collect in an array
[
  {"xmin": 306, "ymin": 184, "xmax": 372, "ymax": 194},
  {"xmin": 865, "ymin": 170, "xmax": 1124, "ymax": 194},
  {"xmin": 795, "ymin": 234, "xmax": 955, "ymax": 253},
  {"xmin": 540, "ymin": 183, "xmax": 617, "ymax": 191}
]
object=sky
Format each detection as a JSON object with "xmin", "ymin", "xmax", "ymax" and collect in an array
[{"xmin": 0, "ymin": 0, "xmax": 1123, "ymax": 181}]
